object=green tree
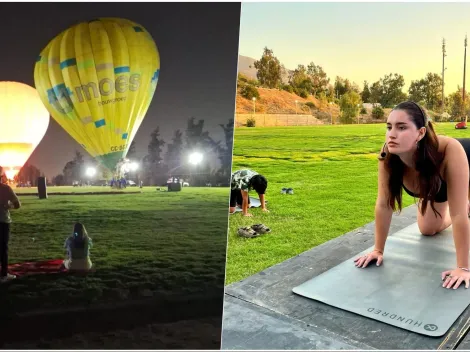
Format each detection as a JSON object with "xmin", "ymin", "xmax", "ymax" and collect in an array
[
  {"xmin": 61, "ymin": 150, "xmax": 86, "ymax": 185},
  {"xmin": 184, "ymin": 117, "xmax": 211, "ymax": 151},
  {"xmin": 334, "ymin": 76, "xmax": 353, "ymax": 98},
  {"xmin": 240, "ymin": 85, "xmax": 260, "ymax": 100},
  {"xmin": 207, "ymin": 118, "xmax": 234, "ymax": 185},
  {"xmin": 370, "ymin": 73, "xmax": 407, "ymax": 108},
  {"xmin": 237, "ymin": 73, "xmax": 249, "ymax": 84},
  {"xmin": 448, "ymin": 88, "xmax": 470, "ymax": 119},
  {"xmin": 253, "ymin": 47, "xmax": 282, "ymax": 88},
  {"xmin": 361, "ymin": 81, "xmax": 371, "ymax": 103},
  {"xmin": 182, "ymin": 117, "xmax": 213, "ymax": 186},
  {"xmin": 289, "ymin": 64, "xmax": 312, "ymax": 94},
  {"xmin": 372, "ymin": 105, "xmax": 385, "ymax": 119},
  {"xmin": 408, "ymin": 73, "xmax": 442, "ymax": 111},
  {"xmin": 339, "ymin": 91, "xmax": 362, "ymax": 123},
  {"xmin": 73, "ymin": 151, "xmax": 85, "ymax": 167},
  {"xmin": 307, "ymin": 62, "xmax": 330, "ymax": 97},
  {"xmin": 52, "ymin": 174, "xmax": 65, "ymax": 186},
  {"xmin": 449, "ymin": 90, "xmax": 463, "ymax": 118},
  {"xmin": 143, "ymin": 127, "xmax": 166, "ymax": 185},
  {"xmin": 165, "ymin": 129, "xmax": 184, "ymax": 173},
  {"xmin": 318, "ymin": 92, "xmax": 329, "ymax": 109},
  {"xmin": 126, "ymin": 140, "xmax": 137, "ymax": 160},
  {"xmin": 217, "ymin": 118, "xmax": 234, "ymax": 180},
  {"xmin": 146, "ymin": 128, "xmax": 165, "ymax": 164},
  {"xmin": 326, "ymin": 84, "xmax": 335, "ymax": 102},
  {"xmin": 16, "ymin": 163, "xmax": 42, "ymax": 186}
]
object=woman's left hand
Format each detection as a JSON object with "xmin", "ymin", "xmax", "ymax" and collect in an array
[{"xmin": 441, "ymin": 268, "xmax": 470, "ymax": 289}]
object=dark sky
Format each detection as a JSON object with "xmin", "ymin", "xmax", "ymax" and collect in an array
[{"xmin": 0, "ymin": 2, "xmax": 241, "ymax": 178}]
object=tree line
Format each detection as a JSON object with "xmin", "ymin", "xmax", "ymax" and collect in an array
[
  {"xmin": 243, "ymin": 47, "xmax": 469, "ymax": 122},
  {"xmin": 16, "ymin": 116, "xmax": 233, "ymax": 187}
]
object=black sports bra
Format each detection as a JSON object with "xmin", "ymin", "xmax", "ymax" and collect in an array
[{"xmin": 402, "ymin": 177, "xmax": 448, "ymax": 203}]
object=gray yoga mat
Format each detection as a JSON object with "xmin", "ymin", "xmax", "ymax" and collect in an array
[
  {"xmin": 293, "ymin": 223, "xmax": 470, "ymax": 337},
  {"xmin": 234, "ymin": 197, "xmax": 262, "ymax": 212}
]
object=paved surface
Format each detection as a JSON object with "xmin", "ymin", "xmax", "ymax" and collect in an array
[{"xmin": 221, "ymin": 205, "xmax": 470, "ymax": 350}]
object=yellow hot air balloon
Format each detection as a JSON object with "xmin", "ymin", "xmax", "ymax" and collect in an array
[
  {"xmin": 34, "ymin": 18, "xmax": 160, "ymax": 172},
  {"xmin": 0, "ymin": 81, "xmax": 50, "ymax": 180}
]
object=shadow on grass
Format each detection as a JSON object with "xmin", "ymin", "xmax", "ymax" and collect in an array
[
  {"xmin": 0, "ymin": 257, "xmax": 226, "ymax": 317},
  {"xmin": 0, "ymin": 279, "xmax": 224, "ymax": 347}
]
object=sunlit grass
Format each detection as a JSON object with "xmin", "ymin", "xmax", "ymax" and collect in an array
[{"xmin": 225, "ymin": 122, "xmax": 465, "ymax": 284}]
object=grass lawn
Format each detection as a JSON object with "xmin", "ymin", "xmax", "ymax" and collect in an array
[
  {"xmin": 13, "ymin": 185, "xmax": 142, "ymax": 194},
  {"xmin": 226, "ymin": 122, "xmax": 469, "ymax": 284},
  {"xmin": 2, "ymin": 186, "xmax": 230, "ymax": 315},
  {"xmin": 2, "ymin": 316, "xmax": 222, "ymax": 349}
]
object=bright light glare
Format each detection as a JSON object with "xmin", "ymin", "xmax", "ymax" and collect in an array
[
  {"xmin": 5, "ymin": 169, "xmax": 16, "ymax": 180},
  {"xmin": 129, "ymin": 162, "xmax": 139, "ymax": 171},
  {"xmin": 86, "ymin": 167, "xmax": 96, "ymax": 177},
  {"xmin": 189, "ymin": 152, "xmax": 203, "ymax": 165}
]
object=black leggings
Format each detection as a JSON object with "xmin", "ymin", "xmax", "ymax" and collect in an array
[
  {"xmin": 229, "ymin": 189, "xmax": 251, "ymax": 208},
  {"xmin": 0, "ymin": 223, "xmax": 9, "ymax": 277}
]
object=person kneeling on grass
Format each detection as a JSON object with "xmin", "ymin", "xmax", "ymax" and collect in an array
[
  {"xmin": 229, "ymin": 169, "xmax": 269, "ymax": 217},
  {"xmin": 61, "ymin": 222, "xmax": 93, "ymax": 271}
]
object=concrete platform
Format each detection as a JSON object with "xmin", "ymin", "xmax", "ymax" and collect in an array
[{"xmin": 222, "ymin": 205, "xmax": 470, "ymax": 350}]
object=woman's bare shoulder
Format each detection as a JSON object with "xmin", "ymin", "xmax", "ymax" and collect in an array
[
  {"xmin": 437, "ymin": 135, "xmax": 459, "ymax": 153},
  {"xmin": 438, "ymin": 135, "xmax": 468, "ymax": 175}
]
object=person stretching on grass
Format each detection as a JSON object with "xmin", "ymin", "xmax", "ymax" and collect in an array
[
  {"xmin": 229, "ymin": 169, "xmax": 269, "ymax": 217},
  {"xmin": 354, "ymin": 101, "xmax": 470, "ymax": 290},
  {"xmin": 0, "ymin": 166, "xmax": 21, "ymax": 282}
]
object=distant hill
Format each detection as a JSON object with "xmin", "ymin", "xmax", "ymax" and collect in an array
[
  {"xmin": 238, "ymin": 55, "xmax": 291, "ymax": 84},
  {"xmin": 237, "ymin": 55, "xmax": 336, "ymax": 119},
  {"xmin": 238, "ymin": 55, "xmax": 257, "ymax": 80},
  {"xmin": 235, "ymin": 86, "xmax": 341, "ymax": 121}
]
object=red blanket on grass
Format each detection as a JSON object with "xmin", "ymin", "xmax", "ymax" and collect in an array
[{"xmin": 8, "ymin": 259, "xmax": 65, "ymax": 277}]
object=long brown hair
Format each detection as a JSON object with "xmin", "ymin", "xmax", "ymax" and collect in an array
[
  {"xmin": 72, "ymin": 222, "xmax": 89, "ymax": 248},
  {"xmin": 382, "ymin": 101, "xmax": 443, "ymax": 217}
]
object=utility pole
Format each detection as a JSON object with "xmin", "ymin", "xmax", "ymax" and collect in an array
[
  {"xmin": 442, "ymin": 38, "xmax": 446, "ymax": 114},
  {"xmin": 463, "ymin": 34, "xmax": 467, "ymax": 120}
]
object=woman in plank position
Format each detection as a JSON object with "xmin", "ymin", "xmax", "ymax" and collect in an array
[{"xmin": 354, "ymin": 101, "xmax": 470, "ymax": 290}]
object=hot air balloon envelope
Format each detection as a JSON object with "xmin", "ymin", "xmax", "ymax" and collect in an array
[
  {"xmin": 0, "ymin": 82, "xmax": 50, "ymax": 180},
  {"xmin": 34, "ymin": 17, "xmax": 160, "ymax": 171}
]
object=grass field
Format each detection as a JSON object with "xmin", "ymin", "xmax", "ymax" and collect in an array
[
  {"xmin": 1, "ymin": 186, "xmax": 230, "ymax": 315},
  {"xmin": 226, "ymin": 122, "xmax": 469, "ymax": 284},
  {"xmin": 3, "ymin": 316, "xmax": 222, "ymax": 349},
  {"xmin": 13, "ymin": 185, "xmax": 142, "ymax": 194}
]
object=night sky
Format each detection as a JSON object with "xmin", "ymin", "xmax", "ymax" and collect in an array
[{"xmin": 0, "ymin": 2, "xmax": 241, "ymax": 178}]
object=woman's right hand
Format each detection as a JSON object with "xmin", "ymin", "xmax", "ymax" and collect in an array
[{"xmin": 354, "ymin": 249, "xmax": 383, "ymax": 268}]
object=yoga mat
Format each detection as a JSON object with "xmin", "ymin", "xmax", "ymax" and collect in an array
[
  {"xmin": 293, "ymin": 223, "xmax": 470, "ymax": 337},
  {"xmin": 234, "ymin": 197, "xmax": 263, "ymax": 212}
]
